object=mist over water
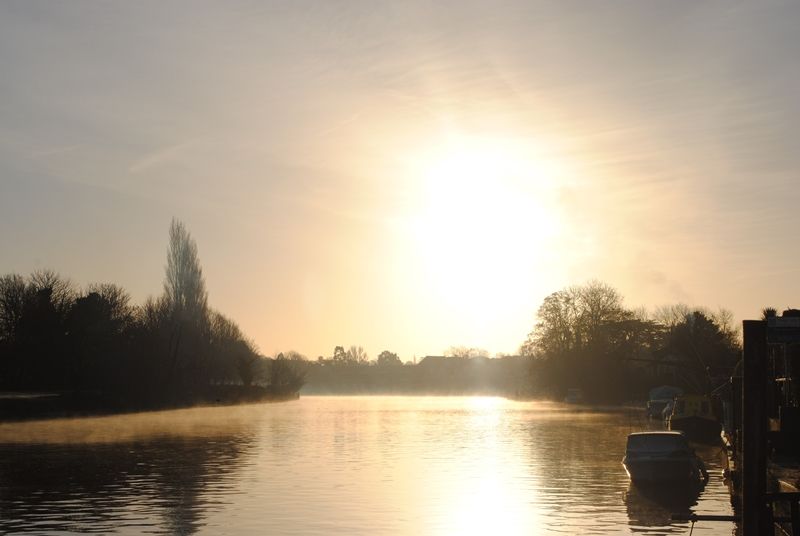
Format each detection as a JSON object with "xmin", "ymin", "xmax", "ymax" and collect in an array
[{"xmin": 0, "ymin": 397, "xmax": 737, "ymax": 535}]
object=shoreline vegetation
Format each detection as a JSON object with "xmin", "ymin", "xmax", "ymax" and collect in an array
[
  {"xmin": 299, "ymin": 281, "xmax": 741, "ymax": 405},
  {"xmin": 1, "ymin": 220, "xmax": 744, "ymax": 422},
  {"xmin": 0, "ymin": 220, "xmax": 307, "ymax": 422}
]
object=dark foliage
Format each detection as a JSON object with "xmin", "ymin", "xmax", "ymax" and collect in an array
[
  {"xmin": 521, "ymin": 281, "xmax": 741, "ymax": 403},
  {"xmin": 0, "ymin": 220, "xmax": 304, "ymax": 414}
]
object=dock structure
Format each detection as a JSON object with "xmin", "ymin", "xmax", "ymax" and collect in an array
[
  {"xmin": 682, "ymin": 314, "xmax": 800, "ymax": 535},
  {"xmin": 741, "ymin": 316, "xmax": 800, "ymax": 535},
  {"xmin": 742, "ymin": 320, "xmax": 769, "ymax": 534}
]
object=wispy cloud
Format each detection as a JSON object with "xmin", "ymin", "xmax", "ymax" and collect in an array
[
  {"xmin": 26, "ymin": 144, "xmax": 81, "ymax": 159},
  {"xmin": 127, "ymin": 141, "xmax": 196, "ymax": 175}
]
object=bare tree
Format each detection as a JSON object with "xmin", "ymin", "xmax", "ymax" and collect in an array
[
  {"xmin": 164, "ymin": 219, "xmax": 208, "ymax": 322},
  {"xmin": 208, "ymin": 310, "xmax": 245, "ymax": 383},
  {"xmin": 138, "ymin": 295, "xmax": 171, "ymax": 331},
  {"xmin": 284, "ymin": 350, "xmax": 307, "ymax": 361},
  {"xmin": 270, "ymin": 351, "xmax": 308, "ymax": 392},
  {"xmin": 163, "ymin": 219, "xmax": 210, "ymax": 385},
  {"xmin": 86, "ymin": 283, "xmax": 134, "ymax": 327},
  {"xmin": 710, "ymin": 307, "xmax": 740, "ymax": 347},
  {"xmin": 575, "ymin": 280, "xmax": 627, "ymax": 351},
  {"xmin": 444, "ymin": 346, "xmax": 489, "ymax": 358},
  {"xmin": 0, "ymin": 274, "xmax": 26, "ymax": 341},
  {"xmin": 234, "ymin": 340, "xmax": 259, "ymax": 387},
  {"xmin": 652, "ymin": 303, "xmax": 693, "ymax": 329},
  {"xmin": 29, "ymin": 269, "xmax": 75, "ymax": 314},
  {"xmin": 346, "ymin": 345, "xmax": 369, "ymax": 364}
]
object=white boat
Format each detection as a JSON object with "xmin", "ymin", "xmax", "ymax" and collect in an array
[{"xmin": 622, "ymin": 431, "xmax": 708, "ymax": 483}]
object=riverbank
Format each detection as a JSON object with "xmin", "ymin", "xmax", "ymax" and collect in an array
[{"xmin": 0, "ymin": 386, "xmax": 299, "ymax": 422}]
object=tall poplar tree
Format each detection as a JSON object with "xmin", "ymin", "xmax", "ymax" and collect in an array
[{"xmin": 164, "ymin": 219, "xmax": 209, "ymax": 386}]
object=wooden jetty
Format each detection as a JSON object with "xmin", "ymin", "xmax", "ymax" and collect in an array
[{"xmin": 675, "ymin": 315, "xmax": 800, "ymax": 535}]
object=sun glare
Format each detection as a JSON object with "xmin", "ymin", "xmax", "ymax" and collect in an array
[{"xmin": 404, "ymin": 135, "xmax": 566, "ymax": 347}]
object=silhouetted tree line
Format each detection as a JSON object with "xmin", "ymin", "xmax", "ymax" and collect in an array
[
  {"xmin": 0, "ymin": 220, "xmax": 305, "ymax": 412},
  {"xmin": 302, "ymin": 345, "xmax": 528, "ymax": 394},
  {"xmin": 520, "ymin": 280, "xmax": 741, "ymax": 403}
]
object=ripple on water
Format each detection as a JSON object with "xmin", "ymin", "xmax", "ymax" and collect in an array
[{"xmin": 0, "ymin": 397, "xmax": 739, "ymax": 535}]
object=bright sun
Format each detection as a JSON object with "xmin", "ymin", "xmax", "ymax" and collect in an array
[{"xmin": 404, "ymin": 134, "xmax": 566, "ymax": 347}]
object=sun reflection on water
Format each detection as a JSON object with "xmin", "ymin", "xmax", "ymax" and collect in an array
[
  {"xmin": 433, "ymin": 397, "xmax": 545, "ymax": 536},
  {"xmin": 0, "ymin": 397, "xmax": 737, "ymax": 535}
]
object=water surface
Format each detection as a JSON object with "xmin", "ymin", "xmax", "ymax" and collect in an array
[{"xmin": 0, "ymin": 396, "xmax": 737, "ymax": 535}]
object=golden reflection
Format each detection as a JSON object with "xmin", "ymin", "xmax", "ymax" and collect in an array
[
  {"xmin": 444, "ymin": 469, "xmax": 529, "ymax": 535},
  {"xmin": 435, "ymin": 398, "xmax": 544, "ymax": 535}
]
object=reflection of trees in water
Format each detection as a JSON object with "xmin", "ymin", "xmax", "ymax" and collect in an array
[
  {"xmin": 624, "ymin": 482, "xmax": 702, "ymax": 531},
  {"xmin": 0, "ymin": 431, "xmax": 256, "ymax": 535},
  {"xmin": 520, "ymin": 413, "xmax": 636, "ymax": 534},
  {"xmin": 517, "ymin": 411, "xmax": 734, "ymax": 534}
]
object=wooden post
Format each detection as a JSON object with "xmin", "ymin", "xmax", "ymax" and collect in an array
[{"xmin": 742, "ymin": 320, "xmax": 768, "ymax": 535}]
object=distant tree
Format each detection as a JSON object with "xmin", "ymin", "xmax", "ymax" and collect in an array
[
  {"xmin": 445, "ymin": 346, "xmax": 489, "ymax": 358},
  {"xmin": 12, "ymin": 271, "xmax": 76, "ymax": 389},
  {"xmin": 377, "ymin": 350, "xmax": 402, "ymax": 366},
  {"xmin": 138, "ymin": 295, "xmax": 171, "ymax": 332},
  {"xmin": 29, "ymin": 270, "xmax": 75, "ymax": 314},
  {"xmin": 0, "ymin": 274, "xmax": 27, "ymax": 342},
  {"xmin": 652, "ymin": 303, "xmax": 693, "ymax": 330},
  {"xmin": 208, "ymin": 311, "xmax": 245, "ymax": 384},
  {"xmin": 0, "ymin": 223, "xmax": 282, "ymax": 402},
  {"xmin": 658, "ymin": 310, "xmax": 739, "ymax": 392},
  {"xmin": 762, "ymin": 307, "xmax": 778, "ymax": 320},
  {"xmin": 521, "ymin": 287, "xmax": 580, "ymax": 357},
  {"xmin": 162, "ymin": 219, "xmax": 210, "ymax": 387},
  {"xmin": 577, "ymin": 280, "xmax": 628, "ymax": 352},
  {"xmin": 332, "ymin": 345, "xmax": 347, "ymax": 364},
  {"xmin": 128, "ymin": 295, "xmax": 171, "ymax": 385},
  {"xmin": 0, "ymin": 274, "xmax": 27, "ymax": 387},
  {"xmin": 347, "ymin": 345, "xmax": 369, "ymax": 364},
  {"xmin": 164, "ymin": 219, "xmax": 208, "ymax": 321},
  {"xmin": 521, "ymin": 280, "xmax": 650, "ymax": 402},
  {"xmin": 522, "ymin": 281, "xmax": 628, "ymax": 358},
  {"xmin": 709, "ymin": 307, "xmax": 740, "ymax": 348},
  {"xmin": 86, "ymin": 283, "xmax": 134, "ymax": 326},
  {"xmin": 234, "ymin": 341, "xmax": 259, "ymax": 387},
  {"xmin": 65, "ymin": 289, "xmax": 132, "ymax": 389},
  {"xmin": 284, "ymin": 350, "xmax": 307, "ymax": 361},
  {"xmin": 270, "ymin": 351, "xmax": 309, "ymax": 393}
]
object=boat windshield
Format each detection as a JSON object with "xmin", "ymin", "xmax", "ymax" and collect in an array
[{"xmin": 626, "ymin": 434, "xmax": 689, "ymax": 453}]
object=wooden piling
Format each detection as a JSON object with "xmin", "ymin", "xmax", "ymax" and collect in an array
[{"xmin": 742, "ymin": 320, "xmax": 768, "ymax": 535}]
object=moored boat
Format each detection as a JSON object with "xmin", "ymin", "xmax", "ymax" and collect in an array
[
  {"xmin": 667, "ymin": 394, "xmax": 721, "ymax": 443},
  {"xmin": 622, "ymin": 431, "xmax": 708, "ymax": 483},
  {"xmin": 646, "ymin": 385, "xmax": 683, "ymax": 419}
]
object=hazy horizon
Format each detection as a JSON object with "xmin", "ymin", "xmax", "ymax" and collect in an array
[{"xmin": 2, "ymin": 1, "xmax": 799, "ymax": 360}]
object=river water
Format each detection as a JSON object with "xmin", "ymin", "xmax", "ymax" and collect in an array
[{"xmin": 0, "ymin": 396, "xmax": 737, "ymax": 535}]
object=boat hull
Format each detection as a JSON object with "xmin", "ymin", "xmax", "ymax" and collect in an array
[{"xmin": 623, "ymin": 457, "xmax": 705, "ymax": 483}]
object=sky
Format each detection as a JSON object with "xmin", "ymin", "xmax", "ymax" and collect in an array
[{"xmin": 1, "ymin": 1, "xmax": 799, "ymax": 360}]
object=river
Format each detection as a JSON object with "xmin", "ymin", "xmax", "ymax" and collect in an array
[{"xmin": 0, "ymin": 396, "xmax": 737, "ymax": 535}]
